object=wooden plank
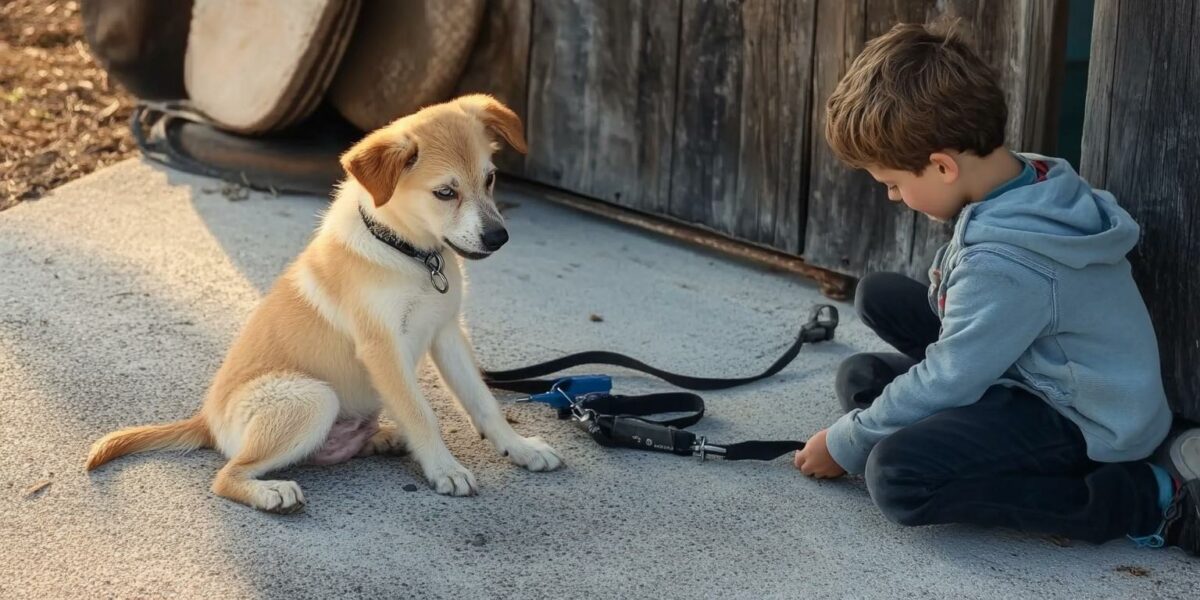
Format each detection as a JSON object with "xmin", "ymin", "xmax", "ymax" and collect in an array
[
  {"xmin": 803, "ymin": 0, "xmax": 915, "ymax": 277},
  {"xmin": 669, "ymin": 0, "xmax": 744, "ymax": 229},
  {"xmin": 455, "ymin": 0, "xmax": 533, "ymax": 176},
  {"xmin": 1079, "ymin": 0, "xmax": 1120, "ymax": 188},
  {"xmin": 668, "ymin": 0, "xmax": 817, "ymax": 254},
  {"xmin": 1019, "ymin": 0, "xmax": 1068, "ymax": 154},
  {"xmin": 804, "ymin": 0, "xmax": 1066, "ymax": 281},
  {"xmin": 1081, "ymin": 0, "xmax": 1200, "ymax": 420},
  {"xmin": 748, "ymin": 0, "xmax": 818, "ymax": 254},
  {"xmin": 524, "ymin": 0, "xmax": 680, "ymax": 213}
]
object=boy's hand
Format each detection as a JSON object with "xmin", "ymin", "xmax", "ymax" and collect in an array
[{"xmin": 794, "ymin": 428, "xmax": 846, "ymax": 479}]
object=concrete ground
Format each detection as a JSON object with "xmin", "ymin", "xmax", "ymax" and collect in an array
[{"xmin": 0, "ymin": 160, "xmax": 1193, "ymax": 599}]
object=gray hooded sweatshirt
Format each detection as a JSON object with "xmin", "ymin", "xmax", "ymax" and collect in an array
[{"xmin": 827, "ymin": 153, "xmax": 1173, "ymax": 475}]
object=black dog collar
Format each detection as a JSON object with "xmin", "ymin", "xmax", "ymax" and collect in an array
[{"xmin": 358, "ymin": 205, "xmax": 449, "ymax": 294}]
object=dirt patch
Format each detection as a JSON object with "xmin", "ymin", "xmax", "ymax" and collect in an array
[
  {"xmin": 1113, "ymin": 565, "xmax": 1151, "ymax": 577},
  {"xmin": 1, "ymin": 0, "xmax": 137, "ymax": 211}
]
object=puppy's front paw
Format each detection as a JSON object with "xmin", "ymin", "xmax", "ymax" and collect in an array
[
  {"xmin": 500, "ymin": 436, "xmax": 564, "ymax": 472},
  {"xmin": 250, "ymin": 480, "xmax": 306, "ymax": 514},
  {"xmin": 423, "ymin": 459, "xmax": 477, "ymax": 496}
]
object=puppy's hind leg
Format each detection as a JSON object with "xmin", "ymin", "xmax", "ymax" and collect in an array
[
  {"xmin": 357, "ymin": 420, "xmax": 408, "ymax": 457},
  {"xmin": 211, "ymin": 375, "xmax": 339, "ymax": 514}
]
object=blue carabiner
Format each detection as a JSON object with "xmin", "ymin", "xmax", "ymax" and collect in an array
[{"xmin": 525, "ymin": 375, "xmax": 612, "ymax": 409}]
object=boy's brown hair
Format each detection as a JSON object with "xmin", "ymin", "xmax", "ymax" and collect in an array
[{"xmin": 825, "ymin": 22, "xmax": 1008, "ymax": 173}]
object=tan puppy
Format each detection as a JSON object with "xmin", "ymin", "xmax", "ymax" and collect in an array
[{"xmin": 86, "ymin": 95, "xmax": 563, "ymax": 513}]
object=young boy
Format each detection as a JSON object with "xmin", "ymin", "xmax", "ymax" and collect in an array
[{"xmin": 793, "ymin": 22, "xmax": 1198, "ymax": 554}]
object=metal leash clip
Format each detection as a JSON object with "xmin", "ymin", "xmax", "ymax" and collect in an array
[{"xmin": 569, "ymin": 396, "xmax": 596, "ymax": 424}]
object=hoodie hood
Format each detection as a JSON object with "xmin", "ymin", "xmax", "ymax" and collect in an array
[{"xmin": 960, "ymin": 154, "xmax": 1140, "ymax": 269}]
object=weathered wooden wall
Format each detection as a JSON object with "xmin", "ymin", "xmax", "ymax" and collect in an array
[
  {"xmin": 524, "ymin": 0, "xmax": 680, "ymax": 214},
  {"xmin": 512, "ymin": 0, "xmax": 1064, "ymax": 274},
  {"xmin": 521, "ymin": 0, "xmax": 816, "ymax": 252},
  {"xmin": 1082, "ymin": 0, "xmax": 1200, "ymax": 421},
  {"xmin": 668, "ymin": 0, "xmax": 817, "ymax": 253},
  {"xmin": 803, "ymin": 0, "xmax": 1067, "ymax": 281}
]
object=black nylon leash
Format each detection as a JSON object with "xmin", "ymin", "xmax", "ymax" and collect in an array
[
  {"xmin": 484, "ymin": 305, "xmax": 839, "ymax": 393},
  {"xmin": 484, "ymin": 305, "xmax": 839, "ymax": 461}
]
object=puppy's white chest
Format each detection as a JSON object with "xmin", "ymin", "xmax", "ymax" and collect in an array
[
  {"xmin": 395, "ymin": 293, "xmax": 454, "ymax": 337},
  {"xmin": 366, "ymin": 280, "xmax": 460, "ymax": 353}
]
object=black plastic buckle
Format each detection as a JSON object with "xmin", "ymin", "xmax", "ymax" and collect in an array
[{"xmin": 800, "ymin": 304, "xmax": 839, "ymax": 343}]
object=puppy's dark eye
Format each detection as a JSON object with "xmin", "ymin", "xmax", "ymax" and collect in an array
[
  {"xmin": 485, "ymin": 171, "xmax": 496, "ymax": 188},
  {"xmin": 433, "ymin": 187, "xmax": 457, "ymax": 201}
]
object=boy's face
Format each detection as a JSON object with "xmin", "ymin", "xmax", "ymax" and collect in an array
[{"xmin": 867, "ymin": 155, "xmax": 964, "ymax": 222}]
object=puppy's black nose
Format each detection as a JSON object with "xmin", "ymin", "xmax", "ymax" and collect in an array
[{"xmin": 482, "ymin": 227, "xmax": 509, "ymax": 251}]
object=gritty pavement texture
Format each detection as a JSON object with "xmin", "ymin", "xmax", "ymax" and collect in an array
[{"xmin": 1, "ymin": 160, "xmax": 1193, "ymax": 599}]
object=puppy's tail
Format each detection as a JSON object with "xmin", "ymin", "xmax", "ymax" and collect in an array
[{"xmin": 85, "ymin": 415, "xmax": 212, "ymax": 471}]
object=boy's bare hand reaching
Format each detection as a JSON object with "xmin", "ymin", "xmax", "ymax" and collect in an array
[{"xmin": 794, "ymin": 428, "xmax": 846, "ymax": 479}]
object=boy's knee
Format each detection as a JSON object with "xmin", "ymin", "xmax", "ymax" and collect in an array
[
  {"xmin": 864, "ymin": 436, "xmax": 928, "ymax": 527},
  {"xmin": 854, "ymin": 272, "xmax": 902, "ymax": 326},
  {"xmin": 836, "ymin": 353, "xmax": 891, "ymax": 412}
]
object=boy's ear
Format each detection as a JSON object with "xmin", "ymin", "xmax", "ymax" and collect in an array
[
  {"xmin": 456, "ymin": 94, "xmax": 528, "ymax": 155},
  {"xmin": 340, "ymin": 131, "xmax": 418, "ymax": 207},
  {"xmin": 929, "ymin": 152, "xmax": 959, "ymax": 183}
]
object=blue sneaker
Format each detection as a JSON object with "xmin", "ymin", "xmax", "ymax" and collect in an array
[{"xmin": 1139, "ymin": 428, "xmax": 1200, "ymax": 555}]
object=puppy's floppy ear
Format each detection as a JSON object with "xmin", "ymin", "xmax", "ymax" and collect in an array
[
  {"xmin": 340, "ymin": 131, "xmax": 418, "ymax": 207},
  {"xmin": 456, "ymin": 94, "xmax": 528, "ymax": 155}
]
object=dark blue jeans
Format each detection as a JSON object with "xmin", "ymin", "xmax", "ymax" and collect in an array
[{"xmin": 849, "ymin": 272, "xmax": 1162, "ymax": 544}]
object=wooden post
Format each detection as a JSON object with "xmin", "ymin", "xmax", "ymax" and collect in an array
[{"xmin": 1082, "ymin": 0, "xmax": 1200, "ymax": 421}]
